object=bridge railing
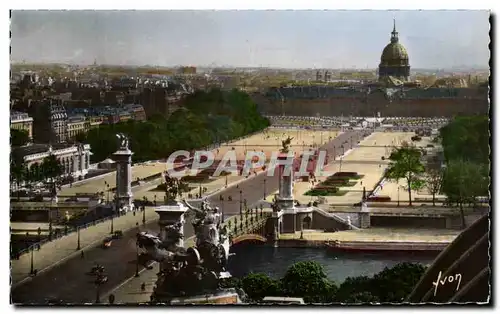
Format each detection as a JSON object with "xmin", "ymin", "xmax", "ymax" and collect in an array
[{"xmin": 225, "ymin": 212, "xmax": 271, "ymax": 239}]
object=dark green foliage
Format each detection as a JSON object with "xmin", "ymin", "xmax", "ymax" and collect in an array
[
  {"xmin": 241, "ymin": 273, "xmax": 281, "ymax": 302},
  {"xmin": 386, "ymin": 143, "xmax": 425, "ymax": 206},
  {"xmin": 280, "ymin": 261, "xmax": 337, "ymax": 303},
  {"xmin": 440, "ymin": 116, "xmax": 489, "ymax": 164},
  {"xmin": 439, "ymin": 116, "xmax": 490, "ymax": 220},
  {"xmin": 371, "ymin": 262, "xmax": 426, "ymax": 303},
  {"xmin": 10, "ymin": 128, "xmax": 30, "ymax": 147},
  {"xmin": 238, "ymin": 261, "xmax": 426, "ymax": 304},
  {"xmin": 79, "ymin": 89, "xmax": 270, "ymax": 162}
]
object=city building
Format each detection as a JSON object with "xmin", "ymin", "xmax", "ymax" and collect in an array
[
  {"xmin": 66, "ymin": 115, "xmax": 86, "ymax": 140},
  {"xmin": 259, "ymin": 20, "xmax": 488, "ymax": 118},
  {"xmin": 123, "ymin": 104, "xmax": 147, "ymax": 121},
  {"xmin": 12, "ymin": 143, "xmax": 92, "ymax": 179},
  {"xmin": 32, "ymin": 99, "xmax": 69, "ymax": 144},
  {"xmin": 10, "ymin": 111, "xmax": 34, "ymax": 139},
  {"xmin": 378, "ymin": 20, "xmax": 410, "ymax": 82}
]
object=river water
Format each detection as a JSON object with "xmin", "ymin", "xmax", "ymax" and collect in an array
[{"xmin": 227, "ymin": 245, "xmax": 438, "ymax": 284}]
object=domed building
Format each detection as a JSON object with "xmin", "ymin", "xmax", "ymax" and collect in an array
[{"xmin": 378, "ymin": 20, "xmax": 410, "ymax": 82}]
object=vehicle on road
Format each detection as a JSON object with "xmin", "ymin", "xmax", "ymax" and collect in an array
[
  {"xmin": 88, "ymin": 265, "xmax": 105, "ymax": 275},
  {"xmin": 102, "ymin": 237, "xmax": 113, "ymax": 249},
  {"xmin": 95, "ymin": 275, "xmax": 108, "ymax": 284},
  {"xmin": 112, "ymin": 230, "xmax": 123, "ymax": 239}
]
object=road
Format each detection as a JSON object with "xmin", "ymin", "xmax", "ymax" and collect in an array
[{"xmin": 11, "ymin": 130, "xmax": 367, "ymax": 304}]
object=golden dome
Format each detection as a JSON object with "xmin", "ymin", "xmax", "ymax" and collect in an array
[
  {"xmin": 380, "ymin": 20, "xmax": 409, "ymax": 66},
  {"xmin": 381, "ymin": 42, "xmax": 409, "ymax": 65}
]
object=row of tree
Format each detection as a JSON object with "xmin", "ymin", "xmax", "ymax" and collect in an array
[
  {"xmin": 78, "ymin": 88, "xmax": 270, "ymax": 162},
  {"xmin": 10, "ymin": 153, "xmax": 64, "ymax": 198},
  {"xmin": 10, "ymin": 129, "xmax": 31, "ymax": 147},
  {"xmin": 385, "ymin": 116, "xmax": 489, "ymax": 228},
  {"xmin": 223, "ymin": 261, "xmax": 426, "ymax": 303}
]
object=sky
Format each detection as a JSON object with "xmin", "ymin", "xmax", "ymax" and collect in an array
[{"xmin": 10, "ymin": 10, "xmax": 491, "ymax": 69}]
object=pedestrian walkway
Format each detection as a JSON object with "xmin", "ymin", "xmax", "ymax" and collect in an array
[{"xmin": 11, "ymin": 207, "xmax": 159, "ymax": 287}]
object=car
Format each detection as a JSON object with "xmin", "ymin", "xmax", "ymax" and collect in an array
[
  {"xmin": 95, "ymin": 275, "xmax": 108, "ymax": 284},
  {"xmin": 88, "ymin": 265, "xmax": 105, "ymax": 275},
  {"xmin": 102, "ymin": 237, "xmax": 113, "ymax": 248},
  {"xmin": 112, "ymin": 230, "xmax": 123, "ymax": 239}
]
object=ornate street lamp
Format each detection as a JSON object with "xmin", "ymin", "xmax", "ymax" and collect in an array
[
  {"xmin": 135, "ymin": 240, "xmax": 140, "ymax": 277},
  {"xmin": 76, "ymin": 226, "xmax": 81, "ymax": 250}
]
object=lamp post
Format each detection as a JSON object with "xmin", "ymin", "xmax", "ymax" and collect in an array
[
  {"xmin": 29, "ymin": 246, "xmax": 34, "ymax": 275},
  {"xmin": 110, "ymin": 208, "xmax": 114, "ymax": 234},
  {"xmin": 397, "ymin": 186, "xmax": 400, "ymax": 207},
  {"xmin": 339, "ymin": 145, "xmax": 345, "ymax": 172},
  {"xmin": 221, "ymin": 196, "xmax": 225, "ymax": 223},
  {"xmin": 263, "ymin": 179, "xmax": 267, "ymax": 200},
  {"xmin": 239, "ymin": 190, "xmax": 243, "ymax": 216},
  {"xmin": 105, "ymin": 182, "xmax": 110, "ymax": 204},
  {"xmin": 135, "ymin": 240, "xmax": 140, "ymax": 277},
  {"xmin": 76, "ymin": 226, "xmax": 81, "ymax": 250}
]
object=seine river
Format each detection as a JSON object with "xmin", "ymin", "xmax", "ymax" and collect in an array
[{"xmin": 227, "ymin": 245, "xmax": 437, "ymax": 284}]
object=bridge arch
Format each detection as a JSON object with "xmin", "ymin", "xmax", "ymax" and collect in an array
[{"xmin": 231, "ymin": 234, "xmax": 267, "ymax": 245}]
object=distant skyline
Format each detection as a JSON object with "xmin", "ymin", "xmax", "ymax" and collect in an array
[{"xmin": 10, "ymin": 10, "xmax": 491, "ymax": 69}]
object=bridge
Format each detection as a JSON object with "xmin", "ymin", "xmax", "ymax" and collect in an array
[
  {"xmin": 224, "ymin": 209, "xmax": 271, "ymax": 245},
  {"xmin": 231, "ymin": 234, "xmax": 267, "ymax": 244}
]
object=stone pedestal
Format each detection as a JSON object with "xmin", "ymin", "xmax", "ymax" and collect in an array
[
  {"xmin": 359, "ymin": 212, "xmax": 371, "ymax": 229},
  {"xmin": 155, "ymin": 201, "xmax": 188, "ymax": 248},
  {"xmin": 275, "ymin": 153, "xmax": 296, "ymax": 234},
  {"xmin": 113, "ymin": 147, "xmax": 134, "ymax": 212}
]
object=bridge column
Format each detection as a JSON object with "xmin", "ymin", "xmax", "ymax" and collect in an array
[
  {"xmin": 154, "ymin": 202, "xmax": 188, "ymax": 248},
  {"xmin": 276, "ymin": 153, "xmax": 296, "ymax": 234}
]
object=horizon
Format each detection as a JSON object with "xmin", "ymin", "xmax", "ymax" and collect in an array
[{"xmin": 10, "ymin": 10, "xmax": 490, "ymax": 69}]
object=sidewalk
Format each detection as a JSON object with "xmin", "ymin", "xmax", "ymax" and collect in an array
[{"xmin": 11, "ymin": 206, "xmax": 159, "ymax": 287}]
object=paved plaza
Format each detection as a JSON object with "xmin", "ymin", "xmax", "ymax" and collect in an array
[
  {"xmin": 272, "ymin": 131, "xmax": 442, "ymax": 205},
  {"xmin": 216, "ymin": 129, "xmax": 339, "ymax": 160}
]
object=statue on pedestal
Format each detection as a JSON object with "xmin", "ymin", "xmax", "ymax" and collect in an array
[
  {"xmin": 163, "ymin": 173, "xmax": 188, "ymax": 205},
  {"xmin": 280, "ymin": 136, "xmax": 294, "ymax": 153},
  {"xmin": 145, "ymin": 198, "xmax": 233, "ymax": 303},
  {"xmin": 116, "ymin": 133, "xmax": 129, "ymax": 150}
]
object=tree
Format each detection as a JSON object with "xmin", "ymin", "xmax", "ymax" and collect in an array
[
  {"xmin": 371, "ymin": 262, "xmax": 426, "ymax": 303},
  {"xmin": 41, "ymin": 154, "xmax": 64, "ymax": 194},
  {"xmin": 281, "ymin": 261, "xmax": 336, "ymax": 303},
  {"xmin": 442, "ymin": 159, "xmax": 489, "ymax": 228},
  {"xmin": 241, "ymin": 273, "xmax": 281, "ymax": 302},
  {"xmin": 334, "ymin": 275, "xmax": 373, "ymax": 302},
  {"xmin": 79, "ymin": 89, "xmax": 270, "ymax": 163},
  {"xmin": 385, "ymin": 143, "xmax": 425, "ymax": 206},
  {"xmin": 440, "ymin": 116, "xmax": 489, "ymax": 164},
  {"xmin": 424, "ymin": 166, "xmax": 444, "ymax": 206},
  {"xmin": 26, "ymin": 162, "xmax": 43, "ymax": 189},
  {"xmin": 10, "ymin": 129, "xmax": 30, "ymax": 147},
  {"xmin": 10, "ymin": 153, "xmax": 26, "ymax": 199}
]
